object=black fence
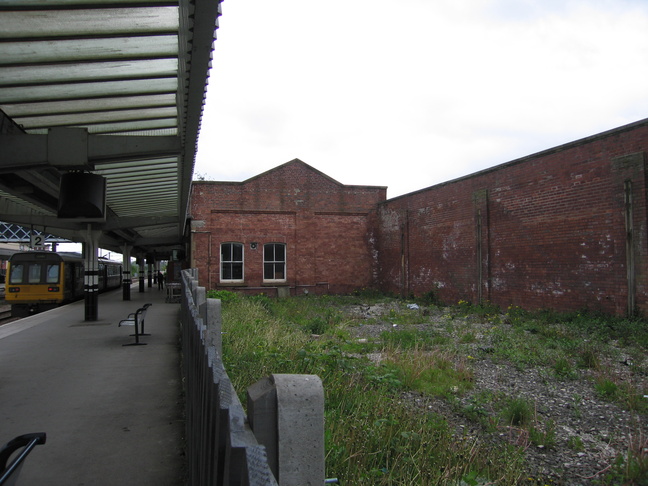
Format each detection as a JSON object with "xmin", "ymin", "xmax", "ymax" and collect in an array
[{"xmin": 180, "ymin": 269, "xmax": 278, "ymax": 485}]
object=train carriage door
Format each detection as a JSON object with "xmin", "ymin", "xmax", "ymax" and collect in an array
[{"xmin": 27, "ymin": 263, "xmax": 41, "ymax": 283}]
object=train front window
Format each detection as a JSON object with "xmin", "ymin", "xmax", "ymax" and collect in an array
[
  {"xmin": 9, "ymin": 264, "xmax": 24, "ymax": 284},
  {"xmin": 28, "ymin": 264, "xmax": 42, "ymax": 283},
  {"xmin": 46, "ymin": 264, "xmax": 60, "ymax": 284}
]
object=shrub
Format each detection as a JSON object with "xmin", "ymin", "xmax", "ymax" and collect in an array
[
  {"xmin": 594, "ymin": 378, "xmax": 619, "ymax": 399},
  {"xmin": 578, "ymin": 345, "xmax": 601, "ymax": 369},
  {"xmin": 553, "ymin": 357, "xmax": 576, "ymax": 379},
  {"xmin": 529, "ymin": 419, "xmax": 556, "ymax": 448},
  {"xmin": 502, "ymin": 397, "xmax": 534, "ymax": 426}
]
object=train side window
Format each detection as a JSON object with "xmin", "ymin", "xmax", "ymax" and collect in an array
[
  {"xmin": 28, "ymin": 264, "xmax": 42, "ymax": 283},
  {"xmin": 46, "ymin": 264, "xmax": 60, "ymax": 284},
  {"xmin": 9, "ymin": 264, "xmax": 24, "ymax": 284}
]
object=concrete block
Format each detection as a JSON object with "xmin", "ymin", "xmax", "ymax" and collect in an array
[
  {"xmin": 276, "ymin": 286, "xmax": 290, "ymax": 298},
  {"xmin": 247, "ymin": 374, "xmax": 324, "ymax": 486}
]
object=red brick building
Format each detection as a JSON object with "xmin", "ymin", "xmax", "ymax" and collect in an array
[
  {"xmin": 190, "ymin": 118, "xmax": 648, "ymax": 316},
  {"xmin": 190, "ymin": 159, "xmax": 386, "ymax": 295},
  {"xmin": 377, "ymin": 119, "xmax": 648, "ymax": 316}
]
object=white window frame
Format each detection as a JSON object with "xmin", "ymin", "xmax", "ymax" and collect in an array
[
  {"xmin": 263, "ymin": 243, "xmax": 286, "ymax": 283},
  {"xmin": 220, "ymin": 242, "xmax": 244, "ymax": 282}
]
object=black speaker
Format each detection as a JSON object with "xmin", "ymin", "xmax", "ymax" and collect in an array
[{"xmin": 58, "ymin": 172, "xmax": 106, "ymax": 218}]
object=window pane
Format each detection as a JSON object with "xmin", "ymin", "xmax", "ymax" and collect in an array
[
  {"xmin": 275, "ymin": 244, "xmax": 285, "ymax": 261},
  {"xmin": 274, "ymin": 263, "xmax": 285, "ymax": 280},
  {"xmin": 264, "ymin": 244, "xmax": 273, "ymax": 261},
  {"xmin": 222, "ymin": 264, "xmax": 232, "ymax": 280},
  {"xmin": 264, "ymin": 263, "xmax": 273, "ymax": 280},
  {"xmin": 46, "ymin": 264, "xmax": 60, "ymax": 284},
  {"xmin": 232, "ymin": 243, "xmax": 243, "ymax": 261},
  {"xmin": 9, "ymin": 264, "xmax": 24, "ymax": 284},
  {"xmin": 231, "ymin": 263, "xmax": 243, "ymax": 280},
  {"xmin": 221, "ymin": 243, "xmax": 231, "ymax": 260},
  {"xmin": 28, "ymin": 264, "xmax": 42, "ymax": 283}
]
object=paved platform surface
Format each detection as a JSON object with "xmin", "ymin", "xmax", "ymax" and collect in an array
[{"xmin": 0, "ymin": 284, "xmax": 185, "ymax": 485}]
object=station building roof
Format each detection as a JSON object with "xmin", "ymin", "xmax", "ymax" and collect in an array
[{"xmin": 0, "ymin": 0, "xmax": 223, "ymax": 259}]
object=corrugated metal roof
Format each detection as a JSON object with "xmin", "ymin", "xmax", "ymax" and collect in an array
[{"xmin": 0, "ymin": 0, "xmax": 222, "ymax": 257}]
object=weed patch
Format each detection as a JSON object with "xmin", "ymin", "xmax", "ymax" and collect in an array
[{"xmin": 218, "ymin": 294, "xmax": 648, "ymax": 485}]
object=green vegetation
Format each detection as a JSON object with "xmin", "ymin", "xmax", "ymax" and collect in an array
[
  {"xmin": 501, "ymin": 397, "xmax": 534, "ymax": 427},
  {"xmin": 217, "ymin": 294, "xmax": 648, "ymax": 485}
]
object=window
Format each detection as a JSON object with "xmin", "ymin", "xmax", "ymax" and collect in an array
[
  {"xmin": 9, "ymin": 264, "xmax": 24, "ymax": 284},
  {"xmin": 28, "ymin": 264, "xmax": 42, "ymax": 283},
  {"xmin": 10, "ymin": 262, "xmax": 59, "ymax": 284},
  {"xmin": 221, "ymin": 243, "xmax": 243, "ymax": 281},
  {"xmin": 263, "ymin": 243, "xmax": 286, "ymax": 281},
  {"xmin": 46, "ymin": 264, "xmax": 60, "ymax": 284}
]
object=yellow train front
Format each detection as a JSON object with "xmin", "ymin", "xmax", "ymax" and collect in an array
[{"xmin": 6, "ymin": 251, "xmax": 121, "ymax": 317}]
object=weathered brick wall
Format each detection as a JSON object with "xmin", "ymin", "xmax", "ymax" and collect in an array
[
  {"xmin": 190, "ymin": 159, "xmax": 386, "ymax": 295},
  {"xmin": 377, "ymin": 119, "xmax": 648, "ymax": 316},
  {"xmin": 190, "ymin": 121, "xmax": 648, "ymax": 315}
]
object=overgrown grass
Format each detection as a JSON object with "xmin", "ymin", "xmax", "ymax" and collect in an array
[{"xmin": 218, "ymin": 294, "xmax": 648, "ymax": 484}]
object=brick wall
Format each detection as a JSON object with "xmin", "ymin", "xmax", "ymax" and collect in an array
[
  {"xmin": 377, "ymin": 119, "xmax": 648, "ymax": 315},
  {"xmin": 190, "ymin": 159, "xmax": 386, "ymax": 295},
  {"xmin": 190, "ymin": 120, "xmax": 648, "ymax": 316}
]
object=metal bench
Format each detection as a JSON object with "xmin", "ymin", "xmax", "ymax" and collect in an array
[
  {"xmin": 119, "ymin": 303, "xmax": 152, "ymax": 346},
  {"xmin": 0, "ymin": 433, "xmax": 46, "ymax": 486},
  {"xmin": 165, "ymin": 283, "xmax": 181, "ymax": 303}
]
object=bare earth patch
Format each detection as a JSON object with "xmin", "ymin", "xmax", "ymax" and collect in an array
[{"xmin": 344, "ymin": 303, "xmax": 648, "ymax": 485}]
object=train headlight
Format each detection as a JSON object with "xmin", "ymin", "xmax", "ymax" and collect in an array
[
  {"xmin": 48, "ymin": 286, "xmax": 59, "ymax": 292},
  {"xmin": 8, "ymin": 287, "xmax": 20, "ymax": 293}
]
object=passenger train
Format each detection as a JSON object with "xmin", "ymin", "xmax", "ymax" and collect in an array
[{"xmin": 5, "ymin": 251, "xmax": 122, "ymax": 317}]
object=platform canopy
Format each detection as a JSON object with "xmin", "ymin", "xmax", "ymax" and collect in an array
[{"xmin": 0, "ymin": 0, "xmax": 222, "ymax": 259}]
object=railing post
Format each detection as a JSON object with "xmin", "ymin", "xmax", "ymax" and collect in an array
[
  {"xmin": 247, "ymin": 374, "xmax": 325, "ymax": 486},
  {"xmin": 206, "ymin": 298, "xmax": 222, "ymax": 356}
]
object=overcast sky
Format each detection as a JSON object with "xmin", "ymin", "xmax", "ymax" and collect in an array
[{"xmin": 194, "ymin": 0, "xmax": 648, "ymax": 199}]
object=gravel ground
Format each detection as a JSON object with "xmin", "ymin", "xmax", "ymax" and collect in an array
[{"xmin": 343, "ymin": 303, "xmax": 648, "ymax": 485}]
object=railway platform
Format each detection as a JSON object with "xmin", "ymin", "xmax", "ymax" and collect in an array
[{"xmin": 0, "ymin": 284, "xmax": 185, "ymax": 485}]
